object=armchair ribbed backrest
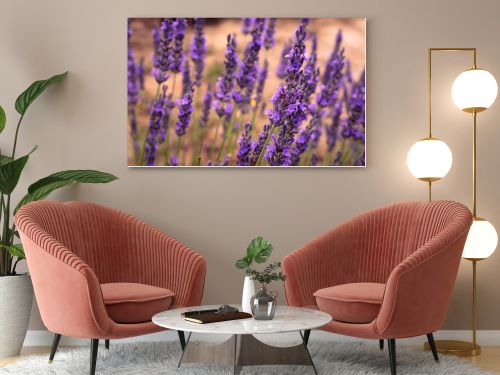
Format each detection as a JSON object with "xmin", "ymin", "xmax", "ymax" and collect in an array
[
  {"xmin": 283, "ymin": 200, "xmax": 472, "ymax": 308},
  {"xmin": 342, "ymin": 200, "xmax": 469, "ymax": 284},
  {"xmin": 16, "ymin": 200, "xmax": 135, "ymax": 284}
]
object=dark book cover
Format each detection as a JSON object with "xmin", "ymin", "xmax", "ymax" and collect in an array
[{"xmin": 183, "ymin": 311, "xmax": 252, "ymax": 324}]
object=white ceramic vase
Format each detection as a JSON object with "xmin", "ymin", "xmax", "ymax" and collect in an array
[
  {"xmin": 0, "ymin": 274, "xmax": 34, "ymax": 358},
  {"xmin": 241, "ymin": 275, "xmax": 255, "ymax": 313}
]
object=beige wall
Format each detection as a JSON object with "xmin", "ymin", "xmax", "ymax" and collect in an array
[{"xmin": 1, "ymin": 0, "xmax": 500, "ymax": 331}]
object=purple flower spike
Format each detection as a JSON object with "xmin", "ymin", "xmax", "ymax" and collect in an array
[
  {"xmin": 326, "ymin": 101, "xmax": 342, "ymax": 152},
  {"xmin": 200, "ymin": 84, "xmax": 213, "ymax": 128},
  {"xmin": 265, "ymin": 21, "xmax": 309, "ymax": 166},
  {"xmin": 317, "ymin": 49, "xmax": 345, "ymax": 108},
  {"xmin": 189, "ymin": 18, "xmax": 206, "ymax": 87},
  {"xmin": 236, "ymin": 18, "xmax": 265, "ymax": 113},
  {"xmin": 323, "ymin": 29, "xmax": 343, "ymax": 84},
  {"xmin": 304, "ymin": 33, "xmax": 319, "ymax": 103},
  {"xmin": 127, "ymin": 50, "xmax": 139, "ymax": 108},
  {"xmin": 214, "ymin": 34, "xmax": 238, "ymax": 118},
  {"xmin": 170, "ymin": 18, "xmax": 188, "ymax": 74},
  {"xmin": 144, "ymin": 86, "xmax": 168, "ymax": 165},
  {"xmin": 250, "ymin": 124, "xmax": 271, "ymax": 164},
  {"xmin": 241, "ymin": 18, "xmax": 254, "ymax": 34},
  {"xmin": 175, "ymin": 83, "xmax": 194, "ymax": 137},
  {"xmin": 169, "ymin": 155, "xmax": 179, "ymax": 166},
  {"xmin": 254, "ymin": 59, "xmax": 268, "ymax": 109},
  {"xmin": 159, "ymin": 95, "xmax": 175, "ymax": 143},
  {"xmin": 263, "ymin": 18, "xmax": 277, "ymax": 50},
  {"xmin": 236, "ymin": 123, "xmax": 253, "ymax": 166},
  {"xmin": 182, "ymin": 58, "xmax": 191, "ymax": 95},
  {"xmin": 155, "ymin": 19, "xmax": 174, "ymax": 76},
  {"xmin": 342, "ymin": 70, "xmax": 365, "ymax": 141},
  {"xmin": 276, "ymin": 42, "xmax": 291, "ymax": 79}
]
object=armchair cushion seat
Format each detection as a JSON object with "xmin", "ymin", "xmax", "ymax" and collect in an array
[
  {"xmin": 101, "ymin": 283, "xmax": 174, "ymax": 324},
  {"xmin": 314, "ymin": 283, "xmax": 385, "ymax": 324}
]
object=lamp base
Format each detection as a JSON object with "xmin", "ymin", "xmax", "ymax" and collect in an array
[{"xmin": 423, "ymin": 340, "xmax": 481, "ymax": 357}]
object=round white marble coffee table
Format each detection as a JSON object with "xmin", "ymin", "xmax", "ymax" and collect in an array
[{"xmin": 153, "ymin": 305, "xmax": 332, "ymax": 374}]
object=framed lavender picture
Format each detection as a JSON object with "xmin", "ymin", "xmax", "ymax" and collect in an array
[{"xmin": 128, "ymin": 18, "xmax": 365, "ymax": 167}]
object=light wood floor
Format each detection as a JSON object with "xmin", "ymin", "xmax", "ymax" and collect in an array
[{"xmin": 2, "ymin": 345, "xmax": 500, "ymax": 372}]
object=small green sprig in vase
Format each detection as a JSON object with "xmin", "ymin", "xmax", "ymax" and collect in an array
[{"xmin": 235, "ymin": 237, "xmax": 286, "ymax": 320}]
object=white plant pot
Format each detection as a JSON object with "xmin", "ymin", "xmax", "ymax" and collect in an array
[
  {"xmin": 241, "ymin": 276, "xmax": 255, "ymax": 313},
  {"xmin": 0, "ymin": 274, "xmax": 33, "ymax": 358}
]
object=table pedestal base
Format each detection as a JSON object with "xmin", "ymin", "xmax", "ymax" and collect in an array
[{"xmin": 178, "ymin": 332, "xmax": 317, "ymax": 374}]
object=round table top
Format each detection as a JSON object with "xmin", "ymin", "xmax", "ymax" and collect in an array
[{"xmin": 152, "ymin": 305, "xmax": 332, "ymax": 335}]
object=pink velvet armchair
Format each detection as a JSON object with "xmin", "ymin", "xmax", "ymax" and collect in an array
[
  {"xmin": 283, "ymin": 200, "xmax": 472, "ymax": 375},
  {"xmin": 16, "ymin": 200, "xmax": 206, "ymax": 375}
]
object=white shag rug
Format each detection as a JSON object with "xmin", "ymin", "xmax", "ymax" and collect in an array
[{"xmin": 0, "ymin": 341, "xmax": 494, "ymax": 374}]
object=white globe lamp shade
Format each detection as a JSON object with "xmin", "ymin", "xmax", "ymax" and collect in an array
[
  {"xmin": 452, "ymin": 69, "xmax": 498, "ymax": 113},
  {"xmin": 407, "ymin": 138, "xmax": 453, "ymax": 181},
  {"xmin": 462, "ymin": 218, "xmax": 498, "ymax": 260}
]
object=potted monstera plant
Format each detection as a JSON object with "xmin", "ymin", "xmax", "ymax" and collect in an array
[{"xmin": 0, "ymin": 72, "xmax": 117, "ymax": 358}]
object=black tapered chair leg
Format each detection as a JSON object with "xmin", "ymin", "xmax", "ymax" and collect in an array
[
  {"xmin": 105, "ymin": 339, "xmax": 110, "ymax": 350},
  {"xmin": 379, "ymin": 339, "xmax": 384, "ymax": 350},
  {"xmin": 48, "ymin": 333, "xmax": 62, "ymax": 363},
  {"xmin": 90, "ymin": 339, "xmax": 99, "ymax": 375},
  {"xmin": 303, "ymin": 329, "xmax": 311, "ymax": 347},
  {"xmin": 426, "ymin": 333, "xmax": 439, "ymax": 362},
  {"xmin": 177, "ymin": 330, "xmax": 186, "ymax": 350},
  {"xmin": 388, "ymin": 339, "xmax": 396, "ymax": 375}
]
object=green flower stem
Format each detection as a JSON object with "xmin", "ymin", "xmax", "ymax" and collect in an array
[
  {"xmin": 209, "ymin": 117, "xmax": 223, "ymax": 162},
  {"xmin": 226, "ymin": 112, "xmax": 245, "ymax": 161},
  {"xmin": 216, "ymin": 110, "xmax": 236, "ymax": 163},
  {"xmin": 255, "ymin": 124, "xmax": 275, "ymax": 166},
  {"xmin": 164, "ymin": 73, "xmax": 178, "ymax": 165}
]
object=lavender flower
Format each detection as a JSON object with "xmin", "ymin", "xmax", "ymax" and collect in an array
[
  {"xmin": 137, "ymin": 57, "xmax": 145, "ymax": 90},
  {"xmin": 175, "ymin": 84, "xmax": 194, "ymax": 137},
  {"xmin": 127, "ymin": 46, "xmax": 139, "ymax": 107},
  {"xmin": 236, "ymin": 123, "xmax": 253, "ymax": 166},
  {"xmin": 263, "ymin": 18, "xmax": 276, "ymax": 50},
  {"xmin": 265, "ymin": 21, "xmax": 309, "ymax": 166},
  {"xmin": 317, "ymin": 49, "xmax": 345, "ymax": 108},
  {"xmin": 250, "ymin": 124, "xmax": 271, "ymax": 164},
  {"xmin": 169, "ymin": 155, "xmax": 179, "ymax": 166},
  {"xmin": 153, "ymin": 18, "xmax": 174, "ymax": 83},
  {"xmin": 159, "ymin": 95, "xmax": 175, "ymax": 143},
  {"xmin": 182, "ymin": 59, "xmax": 191, "ymax": 95},
  {"xmin": 290, "ymin": 111, "xmax": 319, "ymax": 165},
  {"xmin": 127, "ymin": 20, "xmax": 141, "ymax": 160},
  {"xmin": 326, "ymin": 101, "xmax": 342, "ymax": 152},
  {"xmin": 199, "ymin": 85, "xmax": 213, "ymax": 128},
  {"xmin": 254, "ymin": 59, "xmax": 268, "ymax": 109},
  {"xmin": 152, "ymin": 26, "xmax": 160, "ymax": 65},
  {"xmin": 310, "ymin": 153, "xmax": 318, "ymax": 166},
  {"xmin": 304, "ymin": 33, "xmax": 319, "ymax": 103},
  {"xmin": 333, "ymin": 150, "xmax": 342, "ymax": 166},
  {"xmin": 189, "ymin": 18, "xmax": 206, "ymax": 87},
  {"xmin": 342, "ymin": 70, "xmax": 365, "ymax": 141},
  {"xmin": 323, "ymin": 29, "xmax": 343, "ymax": 84},
  {"xmin": 236, "ymin": 18, "xmax": 265, "ymax": 112},
  {"xmin": 144, "ymin": 86, "xmax": 167, "ymax": 165},
  {"xmin": 276, "ymin": 42, "xmax": 291, "ymax": 79},
  {"xmin": 214, "ymin": 34, "xmax": 238, "ymax": 118},
  {"xmin": 170, "ymin": 18, "xmax": 188, "ymax": 73},
  {"xmin": 241, "ymin": 18, "xmax": 254, "ymax": 34}
]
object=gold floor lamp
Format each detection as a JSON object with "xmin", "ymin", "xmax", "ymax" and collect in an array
[{"xmin": 407, "ymin": 48, "xmax": 498, "ymax": 356}]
